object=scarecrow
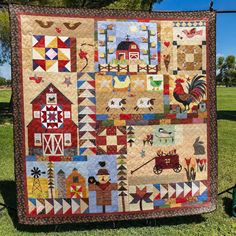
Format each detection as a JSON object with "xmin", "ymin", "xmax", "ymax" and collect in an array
[{"xmin": 88, "ymin": 162, "xmax": 117, "ymax": 213}]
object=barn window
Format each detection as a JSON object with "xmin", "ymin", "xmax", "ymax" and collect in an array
[
  {"xmin": 131, "ymin": 44, "xmax": 137, "ymax": 49},
  {"xmin": 46, "ymin": 93, "xmax": 57, "ymax": 104},
  {"xmin": 64, "ymin": 133, "xmax": 71, "ymax": 146},
  {"xmin": 34, "ymin": 133, "xmax": 42, "ymax": 146},
  {"xmin": 64, "ymin": 111, "xmax": 71, "ymax": 118},
  {"xmin": 34, "ymin": 111, "xmax": 40, "ymax": 118},
  {"xmin": 118, "ymin": 53, "xmax": 126, "ymax": 60},
  {"xmin": 73, "ymin": 176, "xmax": 79, "ymax": 183}
]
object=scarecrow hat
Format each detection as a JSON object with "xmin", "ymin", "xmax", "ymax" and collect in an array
[{"xmin": 96, "ymin": 168, "xmax": 109, "ymax": 176}]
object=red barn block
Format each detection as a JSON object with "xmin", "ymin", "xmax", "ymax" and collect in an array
[
  {"xmin": 27, "ymin": 83, "xmax": 77, "ymax": 157},
  {"xmin": 116, "ymin": 36, "xmax": 140, "ymax": 60}
]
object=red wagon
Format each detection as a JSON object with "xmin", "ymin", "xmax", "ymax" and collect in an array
[
  {"xmin": 153, "ymin": 154, "xmax": 182, "ymax": 175},
  {"xmin": 131, "ymin": 151, "xmax": 182, "ymax": 175}
]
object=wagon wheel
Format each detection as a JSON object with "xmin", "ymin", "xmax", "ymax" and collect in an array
[
  {"xmin": 173, "ymin": 164, "xmax": 182, "ymax": 173},
  {"xmin": 153, "ymin": 166, "xmax": 162, "ymax": 175}
]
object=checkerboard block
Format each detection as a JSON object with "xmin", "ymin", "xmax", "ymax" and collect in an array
[{"xmin": 96, "ymin": 126, "xmax": 127, "ymax": 155}]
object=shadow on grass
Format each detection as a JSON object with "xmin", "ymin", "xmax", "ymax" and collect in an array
[
  {"xmin": 0, "ymin": 102, "xmax": 13, "ymax": 124},
  {"xmin": 222, "ymin": 197, "xmax": 233, "ymax": 217},
  {"xmin": 0, "ymin": 180, "xmax": 206, "ymax": 233},
  {"xmin": 217, "ymin": 111, "xmax": 236, "ymax": 121}
]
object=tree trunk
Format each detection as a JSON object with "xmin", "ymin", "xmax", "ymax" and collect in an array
[
  {"xmin": 139, "ymin": 199, "xmax": 143, "ymax": 211},
  {"xmin": 122, "ymin": 195, "xmax": 126, "ymax": 212},
  {"xmin": 50, "ymin": 188, "xmax": 53, "ymax": 198}
]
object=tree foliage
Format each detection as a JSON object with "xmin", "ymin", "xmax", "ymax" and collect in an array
[
  {"xmin": 0, "ymin": 76, "xmax": 11, "ymax": 86},
  {"xmin": 0, "ymin": 8, "xmax": 10, "ymax": 65},
  {"xmin": 217, "ymin": 55, "xmax": 236, "ymax": 87}
]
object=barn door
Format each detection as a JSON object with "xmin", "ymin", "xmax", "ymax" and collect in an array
[
  {"xmin": 43, "ymin": 133, "xmax": 63, "ymax": 156},
  {"xmin": 129, "ymin": 52, "xmax": 139, "ymax": 60}
]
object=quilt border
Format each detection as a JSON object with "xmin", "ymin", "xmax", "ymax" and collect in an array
[{"xmin": 9, "ymin": 4, "xmax": 217, "ymax": 225}]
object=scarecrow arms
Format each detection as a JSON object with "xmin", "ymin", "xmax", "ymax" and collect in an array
[{"xmin": 109, "ymin": 183, "xmax": 118, "ymax": 191}]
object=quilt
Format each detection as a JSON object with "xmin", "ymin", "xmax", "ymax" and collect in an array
[{"xmin": 10, "ymin": 5, "xmax": 217, "ymax": 225}]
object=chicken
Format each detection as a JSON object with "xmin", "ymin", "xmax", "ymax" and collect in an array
[
  {"xmin": 159, "ymin": 128, "xmax": 172, "ymax": 135},
  {"xmin": 149, "ymin": 76, "xmax": 162, "ymax": 91},
  {"xmin": 113, "ymin": 75, "xmax": 131, "ymax": 92},
  {"xmin": 182, "ymin": 28, "xmax": 203, "ymax": 38},
  {"xmin": 163, "ymin": 54, "xmax": 170, "ymax": 71},
  {"xmin": 173, "ymin": 75, "xmax": 206, "ymax": 111}
]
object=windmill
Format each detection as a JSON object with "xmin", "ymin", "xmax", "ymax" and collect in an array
[{"xmin": 31, "ymin": 167, "xmax": 46, "ymax": 195}]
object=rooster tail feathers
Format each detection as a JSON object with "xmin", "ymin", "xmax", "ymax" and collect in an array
[
  {"xmin": 187, "ymin": 75, "xmax": 206, "ymax": 92},
  {"xmin": 188, "ymin": 75, "xmax": 206, "ymax": 102}
]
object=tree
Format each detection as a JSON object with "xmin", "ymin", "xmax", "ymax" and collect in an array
[
  {"xmin": 106, "ymin": 0, "xmax": 163, "ymax": 10},
  {"xmin": 216, "ymin": 56, "xmax": 225, "ymax": 85},
  {"xmin": 47, "ymin": 162, "xmax": 55, "ymax": 198},
  {"xmin": 0, "ymin": 9, "xmax": 10, "ymax": 65},
  {"xmin": 0, "ymin": 76, "xmax": 7, "ymax": 86},
  {"xmin": 217, "ymin": 55, "xmax": 236, "ymax": 87},
  {"xmin": 64, "ymin": 0, "xmax": 163, "ymax": 10}
]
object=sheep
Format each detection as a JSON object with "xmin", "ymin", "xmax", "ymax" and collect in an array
[
  {"xmin": 106, "ymin": 98, "xmax": 126, "ymax": 112},
  {"xmin": 134, "ymin": 98, "xmax": 155, "ymax": 111}
]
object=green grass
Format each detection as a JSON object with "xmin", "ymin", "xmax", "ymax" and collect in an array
[
  {"xmin": 217, "ymin": 87, "xmax": 236, "ymax": 111},
  {"xmin": 0, "ymin": 88, "xmax": 236, "ymax": 235},
  {"xmin": 0, "ymin": 89, "xmax": 12, "ymax": 103}
]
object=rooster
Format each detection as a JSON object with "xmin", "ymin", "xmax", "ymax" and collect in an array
[{"xmin": 173, "ymin": 75, "xmax": 206, "ymax": 111}]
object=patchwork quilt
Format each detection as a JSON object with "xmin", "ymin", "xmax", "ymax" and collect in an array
[{"xmin": 10, "ymin": 5, "xmax": 217, "ymax": 225}]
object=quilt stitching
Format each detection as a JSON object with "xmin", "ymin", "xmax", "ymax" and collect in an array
[{"xmin": 10, "ymin": 6, "xmax": 217, "ymax": 224}]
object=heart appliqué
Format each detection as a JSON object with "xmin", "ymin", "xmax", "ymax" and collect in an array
[{"xmin": 164, "ymin": 41, "xmax": 170, "ymax": 47}]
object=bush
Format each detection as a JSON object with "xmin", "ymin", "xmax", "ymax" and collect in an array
[{"xmin": 0, "ymin": 76, "xmax": 11, "ymax": 86}]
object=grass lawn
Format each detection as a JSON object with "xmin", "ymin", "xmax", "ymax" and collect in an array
[{"xmin": 0, "ymin": 88, "xmax": 235, "ymax": 235}]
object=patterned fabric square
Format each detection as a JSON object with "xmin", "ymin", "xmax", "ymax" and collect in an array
[
  {"xmin": 96, "ymin": 126, "xmax": 127, "ymax": 155},
  {"xmin": 177, "ymin": 45, "xmax": 202, "ymax": 71},
  {"xmin": 70, "ymin": 186, "xmax": 83, "ymax": 198},
  {"xmin": 32, "ymin": 35, "xmax": 76, "ymax": 72},
  {"xmin": 41, "ymin": 105, "xmax": 63, "ymax": 129}
]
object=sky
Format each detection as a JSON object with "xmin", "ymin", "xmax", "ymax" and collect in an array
[
  {"xmin": 0, "ymin": 0, "xmax": 236, "ymax": 80},
  {"xmin": 153, "ymin": 0, "xmax": 236, "ymax": 57}
]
